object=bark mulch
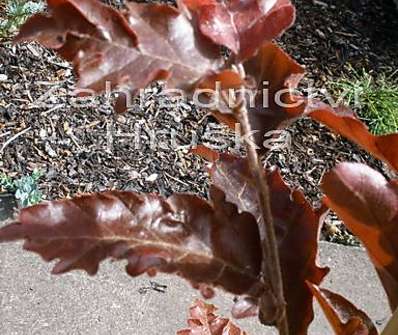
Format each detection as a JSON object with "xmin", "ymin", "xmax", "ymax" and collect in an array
[{"xmin": 1, "ymin": 0, "xmax": 397, "ymax": 244}]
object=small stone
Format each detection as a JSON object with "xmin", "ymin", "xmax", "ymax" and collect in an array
[
  {"xmin": 146, "ymin": 173, "xmax": 158, "ymax": 182},
  {"xmin": 128, "ymin": 170, "xmax": 140, "ymax": 179},
  {"xmin": 39, "ymin": 129, "xmax": 47, "ymax": 139},
  {"xmin": 315, "ymin": 29, "xmax": 326, "ymax": 39},
  {"xmin": 45, "ymin": 142, "xmax": 57, "ymax": 158},
  {"xmin": 0, "ymin": 74, "xmax": 8, "ymax": 82},
  {"xmin": 115, "ymin": 115, "xmax": 127, "ymax": 124}
]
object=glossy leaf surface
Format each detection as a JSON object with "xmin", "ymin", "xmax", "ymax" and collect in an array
[
  {"xmin": 194, "ymin": 147, "xmax": 329, "ymax": 334},
  {"xmin": 0, "ymin": 190, "xmax": 265, "ymax": 307},
  {"xmin": 322, "ymin": 163, "xmax": 398, "ymax": 310},
  {"xmin": 16, "ymin": 0, "xmax": 223, "ymax": 108},
  {"xmin": 308, "ymin": 283, "xmax": 378, "ymax": 335},
  {"xmin": 181, "ymin": 0, "xmax": 295, "ymax": 60}
]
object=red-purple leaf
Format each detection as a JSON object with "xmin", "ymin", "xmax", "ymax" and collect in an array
[
  {"xmin": 197, "ymin": 41, "xmax": 398, "ymax": 165},
  {"xmin": 198, "ymin": 42, "xmax": 305, "ymax": 149},
  {"xmin": 0, "ymin": 190, "xmax": 266, "ymax": 304},
  {"xmin": 322, "ymin": 163, "xmax": 398, "ymax": 311},
  {"xmin": 177, "ymin": 299, "xmax": 248, "ymax": 335},
  {"xmin": 308, "ymin": 283, "xmax": 379, "ymax": 335},
  {"xmin": 16, "ymin": 0, "xmax": 223, "ymax": 108},
  {"xmin": 180, "ymin": 0, "xmax": 295, "ymax": 60},
  {"xmin": 306, "ymin": 101, "xmax": 398, "ymax": 172},
  {"xmin": 194, "ymin": 148, "xmax": 329, "ymax": 335}
]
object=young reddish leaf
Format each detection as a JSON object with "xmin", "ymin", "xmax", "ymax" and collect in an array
[
  {"xmin": 0, "ymin": 190, "xmax": 266, "ymax": 303},
  {"xmin": 307, "ymin": 283, "xmax": 379, "ymax": 335},
  {"xmin": 198, "ymin": 42, "xmax": 305, "ymax": 149},
  {"xmin": 177, "ymin": 299, "xmax": 248, "ymax": 335},
  {"xmin": 180, "ymin": 0, "xmax": 295, "ymax": 60},
  {"xmin": 322, "ymin": 163, "xmax": 398, "ymax": 310},
  {"xmin": 198, "ymin": 42, "xmax": 398, "ymax": 164},
  {"xmin": 16, "ymin": 0, "xmax": 223, "ymax": 110},
  {"xmin": 195, "ymin": 148, "xmax": 329, "ymax": 335},
  {"xmin": 198, "ymin": 70, "xmax": 245, "ymax": 92},
  {"xmin": 305, "ymin": 101, "xmax": 398, "ymax": 172}
]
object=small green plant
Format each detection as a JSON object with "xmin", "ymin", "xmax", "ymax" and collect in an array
[
  {"xmin": 0, "ymin": 173, "xmax": 14, "ymax": 191},
  {"xmin": 0, "ymin": 170, "xmax": 43, "ymax": 207},
  {"xmin": 332, "ymin": 69, "xmax": 398, "ymax": 135},
  {"xmin": 0, "ymin": 1, "xmax": 45, "ymax": 38}
]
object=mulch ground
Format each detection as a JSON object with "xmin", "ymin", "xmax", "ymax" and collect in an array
[{"xmin": 0, "ymin": 0, "xmax": 397, "ymax": 244}]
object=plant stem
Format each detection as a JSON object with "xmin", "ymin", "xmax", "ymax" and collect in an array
[{"xmin": 234, "ymin": 70, "xmax": 289, "ymax": 335}]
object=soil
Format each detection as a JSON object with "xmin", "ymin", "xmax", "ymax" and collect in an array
[
  {"xmin": 0, "ymin": 192, "xmax": 16, "ymax": 221},
  {"xmin": 283, "ymin": 0, "xmax": 398, "ymax": 83},
  {"xmin": 0, "ymin": 0, "xmax": 397, "ymax": 244}
]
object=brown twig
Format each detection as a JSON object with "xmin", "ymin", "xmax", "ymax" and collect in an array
[{"xmin": 233, "ymin": 65, "xmax": 289, "ymax": 335}]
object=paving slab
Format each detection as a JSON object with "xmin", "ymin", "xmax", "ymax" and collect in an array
[{"xmin": 0, "ymin": 211, "xmax": 391, "ymax": 334}]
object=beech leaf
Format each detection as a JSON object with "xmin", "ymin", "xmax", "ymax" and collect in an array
[
  {"xmin": 16, "ymin": 0, "xmax": 223, "ymax": 111},
  {"xmin": 0, "ymin": 190, "xmax": 266, "ymax": 307},
  {"xmin": 308, "ymin": 283, "xmax": 378, "ymax": 335},
  {"xmin": 180, "ymin": 0, "xmax": 295, "ymax": 60},
  {"xmin": 193, "ymin": 147, "xmax": 329, "ymax": 335},
  {"xmin": 322, "ymin": 163, "xmax": 398, "ymax": 310},
  {"xmin": 177, "ymin": 299, "xmax": 248, "ymax": 335}
]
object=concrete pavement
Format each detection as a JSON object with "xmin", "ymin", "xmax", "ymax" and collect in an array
[{"xmin": 0, "ymin": 206, "xmax": 391, "ymax": 334}]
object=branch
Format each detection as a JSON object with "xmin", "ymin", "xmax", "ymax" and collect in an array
[{"xmin": 234, "ymin": 64, "xmax": 289, "ymax": 335}]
